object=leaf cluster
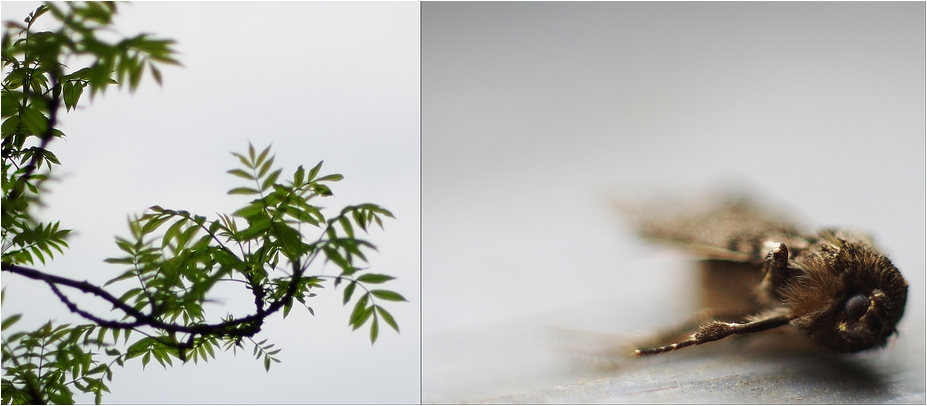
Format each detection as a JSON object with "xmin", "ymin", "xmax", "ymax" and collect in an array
[
  {"xmin": 98, "ymin": 143, "xmax": 404, "ymax": 344},
  {"xmin": 2, "ymin": 143, "xmax": 406, "ymax": 404},
  {"xmin": 2, "ymin": 5, "xmax": 180, "ymax": 403},
  {"xmin": 2, "ymin": 2, "xmax": 179, "ymax": 270},
  {"xmin": 0, "ymin": 4, "xmax": 406, "ymax": 405},
  {"xmin": 2, "ymin": 292, "xmax": 114, "ymax": 404}
]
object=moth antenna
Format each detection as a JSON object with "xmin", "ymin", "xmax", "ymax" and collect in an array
[{"xmin": 635, "ymin": 314, "xmax": 791, "ymax": 357}]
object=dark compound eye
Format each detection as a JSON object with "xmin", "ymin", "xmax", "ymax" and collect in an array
[{"xmin": 845, "ymin": 294, "xmax": 870, "ymax": 320}]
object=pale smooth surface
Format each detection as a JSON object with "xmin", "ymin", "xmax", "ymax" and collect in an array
[
  {"xmin": 422, "ymin": 2, "xmax": 925, "ymax": 403},
  {"xmin": 1, "ymin": 2, "xmax": 420, "ymax": 403}
]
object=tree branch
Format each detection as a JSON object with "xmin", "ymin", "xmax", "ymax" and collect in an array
[{"xmin": 2, "ymin": 260, "xmax": 306, "ymax": 340}]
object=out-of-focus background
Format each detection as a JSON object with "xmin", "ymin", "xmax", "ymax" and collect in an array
[
  {"xmin": 1, "ymin": 2, "xmax": 420, "ymax": 403},
  {"xmin": 422, "ymin": 2, "xmax": 924, "ymax": 402}
]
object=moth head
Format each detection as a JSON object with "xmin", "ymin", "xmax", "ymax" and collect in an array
[{"xmin": 792, "ymin": 236, "xmax": 908, "ymax": 352}]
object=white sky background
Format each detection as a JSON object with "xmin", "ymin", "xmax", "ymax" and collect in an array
[
  {"xmin": 422, "ymin": 2, "xmax": 925, "ymax": 401},
  {"xmin": 1, "ymin": 2, "xmax": 420, "ymax": 403}
]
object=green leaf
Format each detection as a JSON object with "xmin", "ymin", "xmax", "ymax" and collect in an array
[
  {"xmin": 310, "ymin": 183, "xmax": 334, "ymax": 197},
  {"xmin": 110, "ymin": 327, "xmax": 121, "ymax": 345},
  {"xmin": 237, "ymin": 217, "xmax": 271, "ymax": 240},
  {"xmin": 352, "ymin": 210, "xmax": 367, "ymax": 232},
  {"xmin": 150, "ymin": 64, "xmax": 163, "ymax": 86},
  {"xmin": 307, "ymin": 161, "xmax": 323, "ymax": 181},
  {"xmin": 349, "ymin": 293, "xmax": 369, "ymax": 326},
  {"xmin": 47, "ymin": 391, "xmax": 73, "ymax": 405},
  {"xmin": 283, "ymin": 301, "xmax": 292, "ymax": 318},
  {"xmin": 356, "ymin": 274, "xmax": 395, "ymax": 284},
  {"xmin": 261, "ymin": 168, "xmax": 282, "ymax": 192},
  {"xmin": 257, "ymin": 157, "xmax": 274, "ymax": 179},
  {"xmin": 376, "ymin": 306, "xmax": 399, "ymax": 333},
  {"xmin": 1, "ymin": 91, "xmax": 23, "ymax": 117},
  {"xmin": 256, "ymin": 144, "xmax": 271, "ymax": 167},
  {"xmin": 1, "ymin": 314, "xmax": 22, "ymax": 330},
  {"xmin": 360, "ymin": 203, "xmax": 395, "ymax": 218},
  {"xmin": 103, "ymin": 270, "xmax": 135, "ymax": 285},
  {"xmin": 228, "ymin": 187, "xmax": 260, "ymax": 196},
  {"xmin": 342, "ymin": 281, "xmax": 356, "ymax": 305},
  {"xmin": 63, "ymin": 81, "xmax": 84, "ymax": 111},
  {"xmin": 293, "ymin": 165, "xmax": 305, "ymax": 186},
  {"xmin": 370, "ymin": 290, "xmax": 407, "ymax": 302},
  {"xmin": 231, "ymin": 152, "xmax": 251, "ymax": 168},
  {"xmin": 323, "ymin": 246, "xmax": 351, "ymax": 273},
  {"xmin": 162, "ymin": 218, "xmax": 186, "ymax": 248},
  {"xmin": 117, "ymin": 288, "xmax": 142, "ymax": 303},
  {"xmin": 1, "ymin": 116, "xmax": 22, "ymax": 138},
  {"xmin": 338, "ymin": 216, "xmax": 354, "ymax": 238},
  {"xmin": 30, "ymin": 4, "xmax": 50, "ymax": 22},
  {"xmin": 233, "ymin": 202, "xmax": 265, "ymax": 218},
  {"xmin": 300, "ymin": 205, "xmax": 325, "ymax": 225},
  {"xmin": 353, "ymin": 306, "xmax": 374, "ymax": 330},
  {"xmin": 21, "ymin": 105, "xmax": 48, "ymax": 134},
  {"xmin": 370, "ymin": 317, "xmax": 379, "ymax": 344},
  {"xmin": 140, "ymin": 213, "xmax": 171, "ymax": 235},
  {"xmin": 316, "ymin": 174, "xmax": 343, "ymax": 182},
  {"xmin": 226, "ymin": 168, "xmax": 254, "ymax": 180},
  {"xmin": 281, "ymin": 206, "xmax": 320, "ymax": 226}
]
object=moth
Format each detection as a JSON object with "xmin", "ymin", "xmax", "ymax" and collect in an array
[{"xmin": 622, "ymin": 196, "xmax": 908, "ymax": 357}]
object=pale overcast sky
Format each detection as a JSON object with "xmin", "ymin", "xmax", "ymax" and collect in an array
[{"xmin": 1, "ymin": 2, "xmax": 420, "ymax": 403}]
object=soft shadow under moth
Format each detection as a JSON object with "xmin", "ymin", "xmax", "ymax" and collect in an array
[{"xmin": 619, "ymin": 196, "xmax": 908, "ymax": 357}]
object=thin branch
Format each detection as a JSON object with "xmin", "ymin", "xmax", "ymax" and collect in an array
[{"xmin": 2, "ymin": 260, "xmax": 305, "ymax": 339}]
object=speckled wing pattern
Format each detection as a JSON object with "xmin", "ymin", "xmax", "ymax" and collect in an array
[{"xmin": 625, "ymin": 198, "xmax": 814, "ymax": 264}]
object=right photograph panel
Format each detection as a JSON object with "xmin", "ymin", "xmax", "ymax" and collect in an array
[{"xmin": 422, "ymin": 2, "xmax": 926, "ymax": 403}]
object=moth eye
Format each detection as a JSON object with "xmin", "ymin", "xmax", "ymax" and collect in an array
[{"xmin": 845, "ymin": 294, "xmax": 869, "ymax": 320}]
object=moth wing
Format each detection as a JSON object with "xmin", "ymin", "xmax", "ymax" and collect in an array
[
  {"xmin": 679, "ymin": 245, "xmax": 758, "ymax": 262},
  {"xmin": 616, "ymin": 195, "xmax": 807, "ymax": 262}
]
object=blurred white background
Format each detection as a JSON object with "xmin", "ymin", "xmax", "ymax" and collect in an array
[
  {"xmin": 1, "ymin": 2, "xmax": 420, "ymax": 403},
  {"xmin": 422, "ymin": 2, "xmax": 924, "ymax": 401}
]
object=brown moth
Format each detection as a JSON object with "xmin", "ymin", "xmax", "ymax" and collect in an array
[{"xmin": 623, "ymin": 197, "xmax": 909, "ymax": 357}]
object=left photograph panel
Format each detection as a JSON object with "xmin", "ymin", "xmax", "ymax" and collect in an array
[{"xmin": 1, "ymin": 2, "xmax": 420, "ymax": 403}]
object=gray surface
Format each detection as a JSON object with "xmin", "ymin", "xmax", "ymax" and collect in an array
[
  {"xmin": 493, "ymin": 329, "xmax": 925, "ymax": 403},
  {"xmin": 424, "ymin": 290, "xmax": 925, "ymax": 404},
  {"xmin": 494, "ymin": 354, "xmax": 924, "ymax": 404},
  {"xmin": 422, "ymin": 2, "xmax": 925, "ymax": 403}
]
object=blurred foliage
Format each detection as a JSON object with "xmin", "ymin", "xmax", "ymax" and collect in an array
[{"xmin": 1, "ymin": 3, "xmax": 403, "ymax": 404}]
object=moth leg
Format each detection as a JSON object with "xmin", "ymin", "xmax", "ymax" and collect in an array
[
  {"xmin": 634, "ymin": 314, "xmax": 790, "ymax": 357},
  {"xmin": 634, "ymin": 308, "xmax": 753, "ymax": 350},
  {"xmin": 757, "ymin": 242, "xmax": 792, "ymax": 306}
]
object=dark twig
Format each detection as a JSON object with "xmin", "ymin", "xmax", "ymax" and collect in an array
[{"xmin": 2, "ymin": 261, "xmax": 305, "ymax": 339}]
